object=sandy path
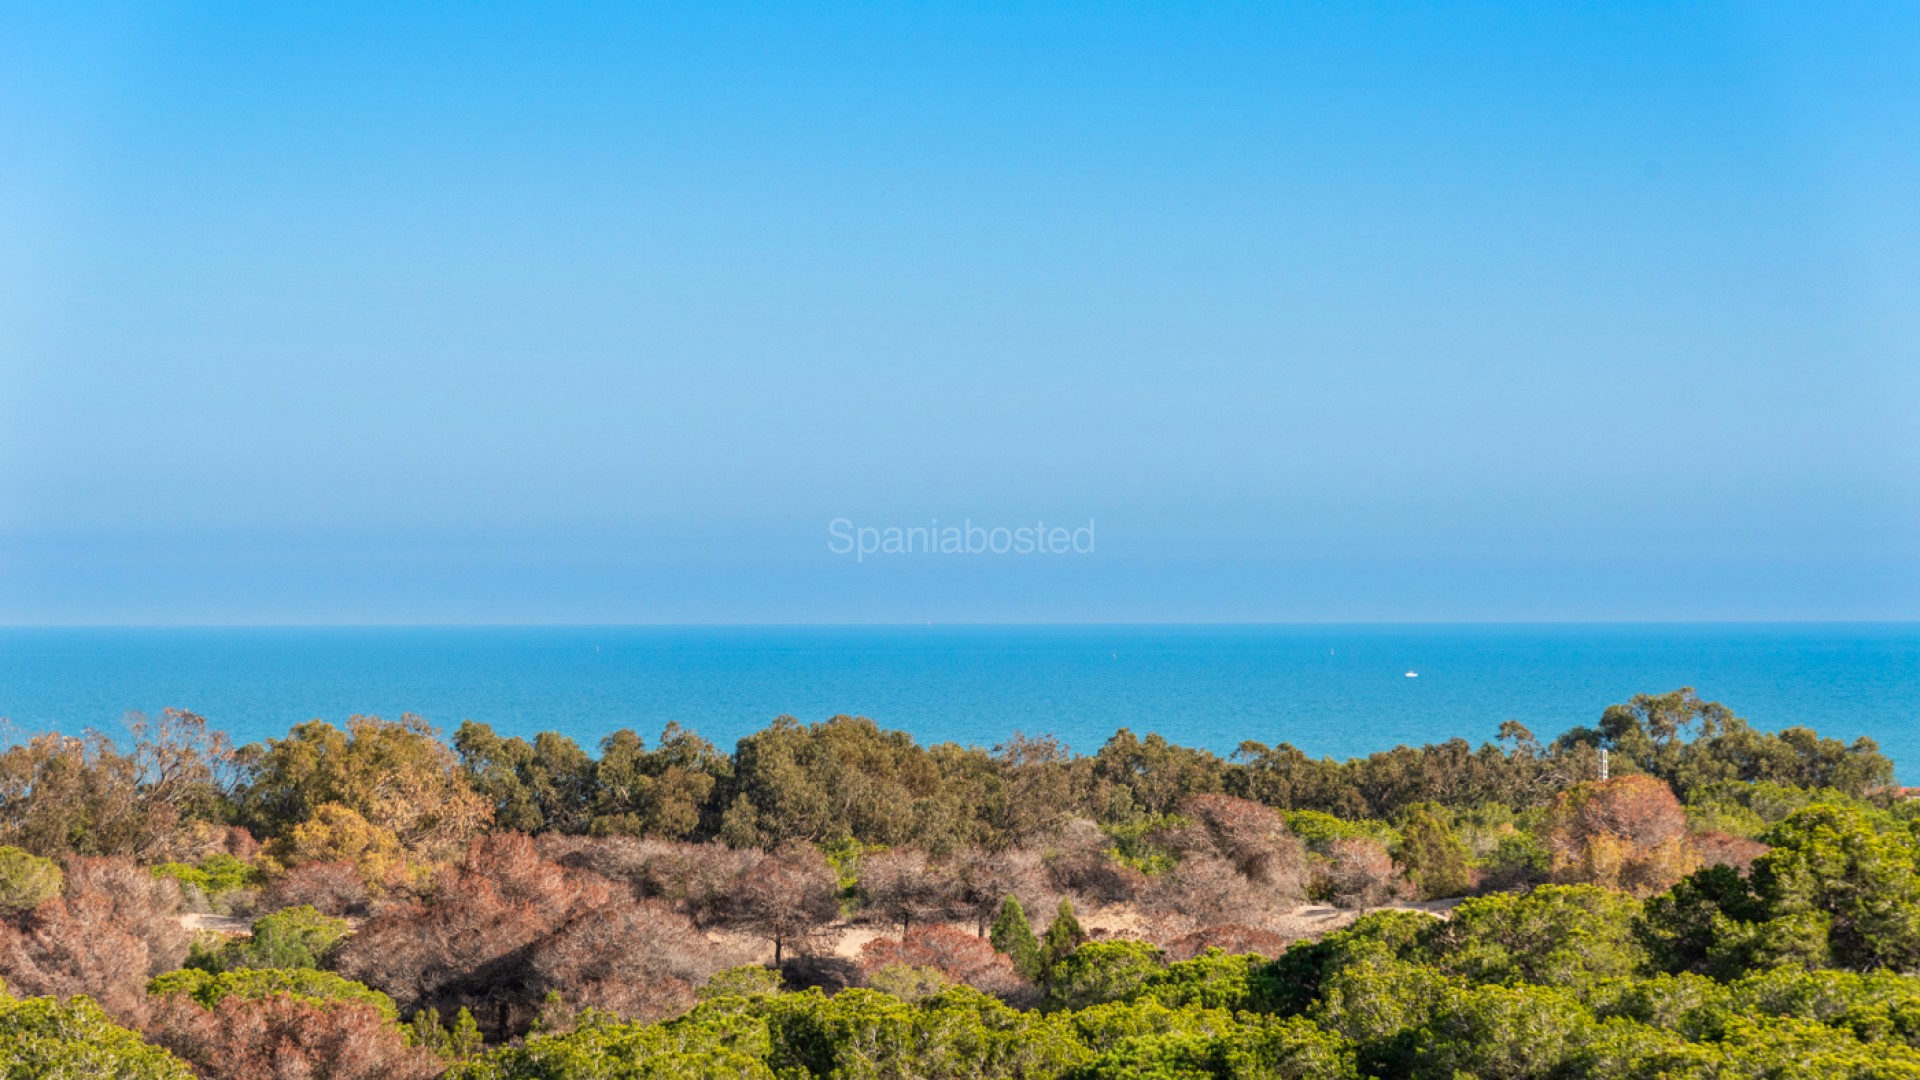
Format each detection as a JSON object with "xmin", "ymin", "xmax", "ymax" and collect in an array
[{"xmin": 183, "ymin": 896, "xmax": 1465, "ymax": 963}]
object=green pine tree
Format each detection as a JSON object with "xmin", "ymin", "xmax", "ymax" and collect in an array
[
  {"xmin": 989, "ymin": 895, "xmax": 1043, "ymax": 980},
  {"xmin": 1396, "ymin": 806, "xmax": 1475, "ymax": 900},
  {"xmin": 1041, "ymin": 897, "xmax": 1086, "ymax": 977},
  {"xmin": 449, "ymin": 1007, "xmax": 483, "ymax": 1059}
]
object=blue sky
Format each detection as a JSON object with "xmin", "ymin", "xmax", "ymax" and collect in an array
[{"xmin": 1, "ymin": 2, "xmax": 1915, "ymax": 623}]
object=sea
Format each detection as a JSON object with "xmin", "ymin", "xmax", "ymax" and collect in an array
[{"xmin": 2, "ymin": 624, "xmax": 1916, "ymax": 781}]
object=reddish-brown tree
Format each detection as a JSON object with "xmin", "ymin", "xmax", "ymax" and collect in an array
[
  {"xmin": 1045, "ymin": 819, "xmax": 1148, "ymax": 904},
  {"xmin": 860, "ymin": 925, "xmax": 1022, "ymax": 996},
  {"xmin": 147, "ymin": 992, "xmax": 442, "ymax": 1080},
  {"xmin": 261, "ymin": 861, "xmax": 371, "ymax": 917},
  {"xmin": 538, "ymin": 834, "xmax": 755, "ymax": 928},
  {"xmin": 949, "ymin": 846, "xmax": 1052, "ymax": 937},
  {"xmin": 1544, "ymin": 775, "xmax": 1701, "ymax": 896},
  {"xmin": 527, "ymin": 897, "xmax": 713, "ymax": 1022},
  {"xmin": 859, "ymin": 848, "xmax": 957, "ymax": 935},
  {"xmin": 1142, "ymin": 850, "xmax": 1286, "ymax": 937},
  {"xmin": 1317, "ymin": 836, "xmax": 1414, "ymax": 909},
  {"xmin": 0, "ymin": 857, "xmax": 189, "ymax": 1025},
  {"xmin": 1693, "ymin": 830, "xmax": 1770, "ymax": 874},
  {"xmin": 1174, "ymin": 794, "xmax": 1310, "ymax": 897},
  {"xmin": 334, "ymin": 833, "xmax": 719, "ymax": 1037},
  {"xmin": 718, "ymin": 842, "xmax": 841, "ymax": 965}
]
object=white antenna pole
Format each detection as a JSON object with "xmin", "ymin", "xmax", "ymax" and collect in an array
[{"xmin": 1598, "ymin": 748, "xmax": 1609, "ymax": 782}]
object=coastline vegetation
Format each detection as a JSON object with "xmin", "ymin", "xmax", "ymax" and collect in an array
[{"xmin": 0, "ymin": 689, "xmax": 1916, "ymax": 1077}]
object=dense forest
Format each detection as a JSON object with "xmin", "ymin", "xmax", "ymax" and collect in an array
[{"xmin": 1, "ymin": 688, "xmax": 1915, "ymax": 1077}]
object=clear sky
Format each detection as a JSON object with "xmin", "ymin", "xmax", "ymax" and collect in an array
[{"xmin": 1, "ymin": 3, "xmax": 1915, "ymax": 624}]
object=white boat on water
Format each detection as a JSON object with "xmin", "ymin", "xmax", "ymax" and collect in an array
[{"xmin": 1404, "ymin": 671, "xmax": 1418, "ymax": 678}]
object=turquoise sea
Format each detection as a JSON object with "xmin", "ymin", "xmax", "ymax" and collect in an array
[{"xmin": 2, "ymin": 625, "xmax": 1916, "ymax": 779}]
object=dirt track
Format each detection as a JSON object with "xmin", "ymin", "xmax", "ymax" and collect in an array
[{"xmin": 182, "ymin": 896, "xmax": 1466, "ymax": 964}]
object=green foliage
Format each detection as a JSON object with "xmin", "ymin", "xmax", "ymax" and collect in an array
[
  {"xmin": 188, "ymin": 904, "xmax": 350, "ymax": 973},
  {"xmin": 699, "ymin": 966, "xmax": 785, "ymax": 1001},
  {"xmin": 866, "ymin": 964, "xmax": 952, "ymax": 1002},
  {"xmin": 1074, "ymin": 1013, "xmax": 1360, "ymax": 1079},
  {"xmin": 1394, "ymin": 805, "xmax": 1474, "ymax": 899},
  {"xmin": 1402, "ymin": 980, "xmax": 1599, "ymax": 1079},
  {"xmin": 1043, "ymin": 897, "xmax": 1087, "ymax": 970},
  {"xmin": 149, "ymin": 853, "xmax": 261, "ymax": 897},
  {"xmin": 818, "ymin": 836, "xmax": 866, "ymax": 906},
  {"xmin": 0, "ymin": 709, "xmax": 231, "ymax": 862},
  {"xmin": 990, "ymin": 895, "xmax": 1044, "ymax": 980},
  {"xmin": 1135, "ymin": 949, "xmax": 1263, "ymax": 1011},
  {"xmin": 1427, "ymin": 885, "xmax": 1648, "ymax": 988},
  {"xmin": 1479, "ymin": 828, "xmax": 1551, "ymax": 883},
  {"xmin": 1047, "ymin": 941, "xmax": 1166, "ymax": 1011},
  {"xmin": 594, "ymin": 724, "xmax": 728, "ymax": 840},
  {"xmin": 1089, "ymin": 731, "xmax": 1228, "ymax": 820},
  {"xmin": 0, "ymin": 844, "xmax": 62, "ymax": 914},
  {"xmin": 234, "ymin": 714, "xmax": 490, "ymax": 860},
  {"xmin": 1755, "ymin": 803, "xmax": 1920, "ymax": 971},
  {"xmin": 433, "ymin": 888, "xmax": 1920, "ymax": 1080},
  {"xmin": 0, "ymin": 985, "xmax": 194, "ymax": 1079},
  {"xmin": 149, "ymin": 966, "xmax": 402, "ymax": 1022},
  {"xmin": 1283, "ymin": 809, "xmax": 1398, "ymax": 853},
  {"xmin": 410, "ymin": 1006, "xmax": 486, "ymax": 1061},
  {"xmin": 1645, "ymin": 803, "xmax": 1920, "ymax": 979},
  {"xmin": 448, "ymin": 1008, "xmax": 778, "ymax": 1079},
  {"xmin": 1558, "ymin": 688, "xmax": 1895, "ymax": 800},
  {"xmin": 454, "ymin": 722, "xmax": 599, "ymax": 835},
  {"xmin": 455, "ymin": 720, "xmax": 732, "ymax": 842},
  {"xmin": 1102, "ymin": 815, "xmax": 1185, "ymax": 875},
  {"xmin": 722, "ymin": 715, "xmax": 979, "ymax": 852}
]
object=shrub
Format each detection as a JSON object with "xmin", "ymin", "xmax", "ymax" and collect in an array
[
  {"xmin": 147, "ymin": 989, "xmax": 441, "ymax": 1080},
  {"xmin": 150, "ymin": 853, "xmax": 261, "ymax": 897},
  {"xmin": 1135, "ymin": 948, "xmax": 1264, "ymax": 1010},
  {"xmin": 150, "ymin": 966, "xmax": 402, "ymax": 1021},
  {"xmin": 334, "ymin": 832, "xmax": 721, "ymax": 1036},
  {"xmin": 1046, "ymin": 940, "xmax": 1165, "ymax": 1010},
  {"xmin": 448, "ymin": 1009, "xmax": 778, "ymax": 1079},
  {"xmin": 410, "ymin": 1005, "xmax": 486, "ymax": 1061},
  {"xmin": 1078, "ymin": 1014, "xmax": 1359, "ymax": 1080},
  {"xmin": 1317, "ymin": 836, "xmax": 1413, "ymax": 908},
  {"xmin": 1476, "ymin": 828, "xmax": 1551, "ymax": 891},
  {"xmin": 260, "ymin": 859, "xmax": 371, "ymax": 916},
  {"xmin": 1425, "ymin": 885, "xmax": 1647, "ymax": 988},
  {"xmin": 1177, "ymin": 794, "xmax": 1310, "ymax": 897},
  {"xmin": 189, "ymin": 904, "xmax": 349, "ymax": 972},
  {"xmin": 1545, "ymin": 775, "xmax": 1700, "ymax": 896},
  {"xmin": 861, "ymin": 925, "xmax": 1023, "ymax": 996},
  {"xmin": 1286, "ymin": 810, "xmax": 1399, "ymax": 853},
  {"xmin": 865, "ymin": 964, "xmax": 951, "ymax": 1002},
  {"xmin": 0, "ymin": 984, "xmax": 193, "ymax": 1078},
  {"xmin": 0, "ymin": 845, "xmax": 62, "ymax": 914},
  {"xmin": 989, "ymin": 894, "xmax": 1043, "ymax": 980},
  {"xmin": 1041, "ymin": 897, "xmax": 1087, "ymax": 970},
  {"xmin": 0, "ymin": 856, "xmax": 189, "ymax": 1024},
  {"xmin": 1394, "ymin": 807, "xmax": 1475, "ymax": 899},
  {"xmin": 700, "ymin": 965, "xmax": 785, "ymax": 1000}
]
